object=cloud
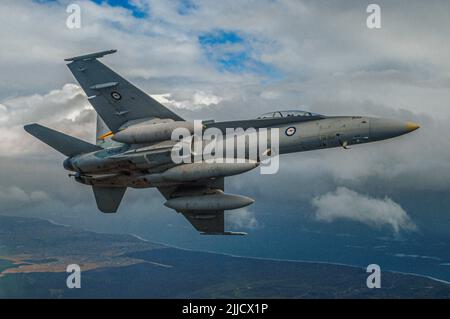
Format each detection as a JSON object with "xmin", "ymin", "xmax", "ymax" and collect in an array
[
  {"xmin": 227, "ymin": 208, "xmax": 260, "ymax": 230},
  {"xmin": 198, "ymin": 29, "xmax": 280, "ymax": 78},
  {"xmin": 311, "ymin": 187, "xmax": 416, "ymax": 233},
  {"xmin": 0, "ymin": 186, "xmax": 49, "ymax": 211},
  {"xmin": 0, "ymin": 83, "xmax": 87, "ymax": 127},
  {"xmin": 91, "ymin": 0, "xmax": 150, "ymax": 18},
  {"xmin": 0, "ymin": 84, "xmax": 95, "ymax": 156},
  {"xmin": 152, "ymin": 91, "xmax": 223, "ymax": 110}
]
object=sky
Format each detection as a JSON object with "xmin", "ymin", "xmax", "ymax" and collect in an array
[{"xmin": 1, "ymin": 0, "xmax": 450, "ymax": 279}]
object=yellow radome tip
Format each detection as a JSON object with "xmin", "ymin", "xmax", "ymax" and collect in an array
[{"xmin": 406, "ymin": 122, "xmax": 420, "ymax": 132}]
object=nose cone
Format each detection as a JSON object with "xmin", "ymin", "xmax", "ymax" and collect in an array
[
  {"xmin": 406, "ymin": 121, "xmax": 420, "ymax": 132},
  {"xmin": 370, "ymin": 118, "xmax": 420, "ymax": 141}
]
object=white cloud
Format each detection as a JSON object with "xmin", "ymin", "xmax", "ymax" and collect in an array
[
  {"xmin": 0, "ymin": 186, "xmax": 49, "ymax": 211},
  {"xmin": 228, "ymin": 208, "xmax": 259, "ymax": 230},
  {"xmin": 311, "ymin": 187, "xmax": 416, "ymax": 233},
  {"xmin": 0, "ymin": 83, "xmax": 87, "ymax": 127},
  {"xmin": 0, "ymin": 84, "xmax": 95, "ymax": 156},
  {"xmin": 151, "ymin": 91, "xmax": 223, "ymax": 110}
]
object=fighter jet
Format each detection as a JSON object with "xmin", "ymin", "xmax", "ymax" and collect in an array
[{"xmin": 24, "ymin": 50, "xmax": 420, "ymax": 235}]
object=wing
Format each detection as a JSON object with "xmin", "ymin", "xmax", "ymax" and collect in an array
[
  {"xmin": 65, "ymin": 50, "xmax": 183, "ymax": 133},
  {"xmin": 183, "ymin": 210, "xmax": 225, "ymax": 234},
  {"xmin": 158, "ymin": 178, "xmax": 246, "ymax": 235}
]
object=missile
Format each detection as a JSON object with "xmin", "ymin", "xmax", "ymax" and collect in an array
[
  {"xmin": 141, "ymin": 161, "xmax": 259, "ymax": 183},
  {"xmin": 164, "ymin": 191, "xmax": 254, "ymax": 211},
  {"xmin": 112, "ymin": 121, "xmax": 194, "ymax": 144}
]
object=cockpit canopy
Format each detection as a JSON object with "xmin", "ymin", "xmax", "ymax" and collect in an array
[{"xmin": 257, "ymin": 110, "xmax": 322, "ymax": 119}]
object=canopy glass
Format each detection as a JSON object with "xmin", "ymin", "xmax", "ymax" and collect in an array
[{"xmin": 257, "ymin": 110, "xmax": 321, "ymax": 119}]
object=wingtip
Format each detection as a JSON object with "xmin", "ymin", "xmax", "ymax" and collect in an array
[
  {"xmin": 201, "ymin": 231, "xmax": 248, "ymax": 236},
  {"xmin": 23, "ymin": 123, "xmax": 38, "ymax": 132},
  {"xmin": 64, "ymin": 49, "xmax": 118, "ymax": 62}
]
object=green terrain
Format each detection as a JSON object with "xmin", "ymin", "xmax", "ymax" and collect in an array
[{"xmin": 0, "ymin": 215, "xmax": 449, "ymax": 298}]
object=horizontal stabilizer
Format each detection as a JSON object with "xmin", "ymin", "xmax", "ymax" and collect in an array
[
  {"xmin": 24, "ymin": 123, "xmax": 102, "ymax": 157},
  {"xmin": 92, "ymin": 186, "xmax": 127, "ymax": 213}
]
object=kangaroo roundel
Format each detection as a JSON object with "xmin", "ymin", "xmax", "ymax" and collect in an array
[{"xmin": 285, "ymin": 127, "xmax": 296, "ymax": 136}]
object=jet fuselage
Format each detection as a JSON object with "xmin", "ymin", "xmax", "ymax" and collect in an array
[{"xmin": 64, "ymin": 115, "xmax": 419, "ymax": 188}]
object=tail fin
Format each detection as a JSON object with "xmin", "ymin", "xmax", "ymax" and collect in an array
[
  {"xmin": 92, "ymin": 186, "xmax": 127, "ymax": 213},
  {"xmin": 24, "ymin": 123, "xmax": 102, "ymax": 157}
]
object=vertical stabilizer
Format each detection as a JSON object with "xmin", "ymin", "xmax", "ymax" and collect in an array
[{"xmin": 92, "ymin": 186, "xmax": 127, "ymax": 213}]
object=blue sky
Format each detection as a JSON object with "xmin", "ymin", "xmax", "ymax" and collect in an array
[
  {"xmin": 177, "ymin": 0, "xmax": 198, "ymax": 15},
  {"xmin": 91, "ymin": 0, "xmax": 199, "ymax": 17},
  {"xmin": 91, "ymin": 0, "xmax": 148, "ymax": 18},
  {"xmin": 89, "ymin": 1, "xmax": 281, "ymax": 78},
  {"xmin": 90, "ymin": 0, "xmax": 199, "ymax": 17},
  {"xmin": 34, "ymin": 0, "xmax": 149, "ymax": 18},
  {"xmin": 87, "ymin": 1, "xmax": 281, "ymax": 78},
  {"xmin": 198, "ymin": 30, "xmax": 282, "ymax": 79},
  {"xmin": 35, "ymin": 0, "xmax": 281, "ymax": 79}
]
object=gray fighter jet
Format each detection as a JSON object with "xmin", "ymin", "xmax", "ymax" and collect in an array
[{"xmin": 24, "ymin": 50, "xmax": 419, "ymax": 235}]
